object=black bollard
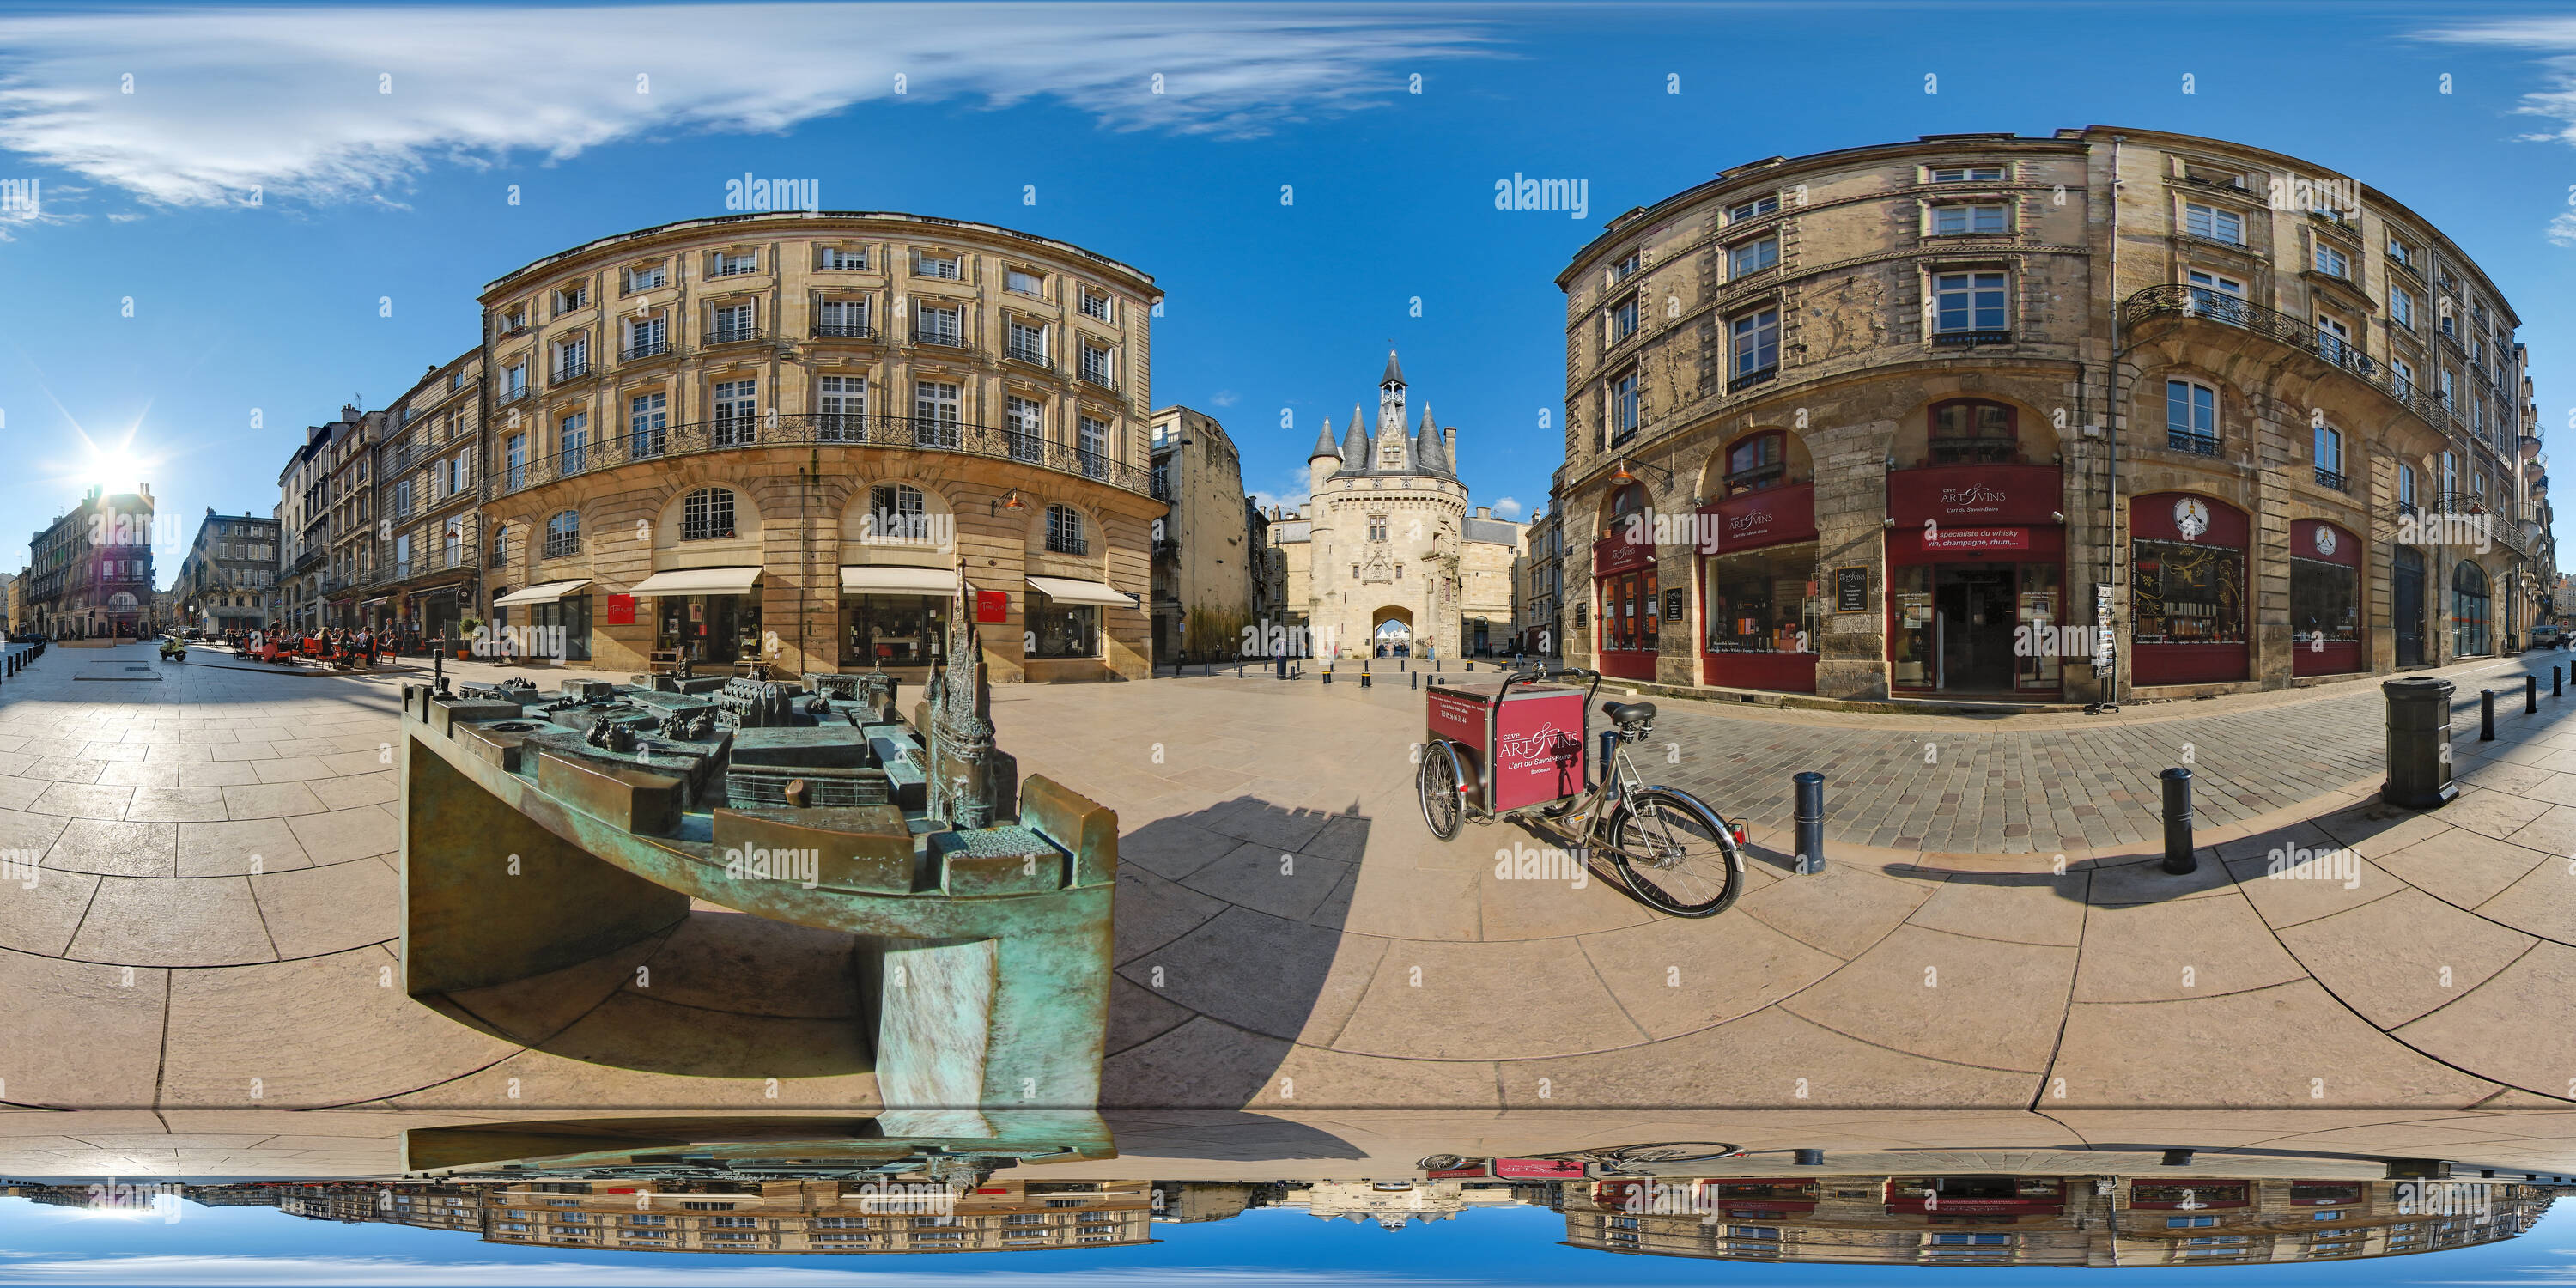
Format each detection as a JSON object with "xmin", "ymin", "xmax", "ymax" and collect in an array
[
  {"xmin": 2530, "ymin": 673, "xmax": 2540, "ymax": 714},
  {"xmin": 2556, "ymin": 665, "xmax": 2563, "ymax": 699},
  {"xmin": 1399, "ymin": 659, "xmax": 1406, "ymax": 673},
  {"xmin": 1795, "ymin": 1149, "xmax": 1825, "ymax": 1167},
  {"xmin": 2481, "ymin": 689, "xmax": 2495, "ymax": 741},
  {"xmin": 1322, "ymin": 664, "xmax": 1332, "ymax": 685},
  {"xmin": 2159, "ymin": 767, "xmax": 2196, "ymax": 874},
  {"xmin": 1410, "ymin": 670, "xmax": 1419, "ymax": 690},
  {"xmin": 1276, "ymin": 655, "xmax": 1288, "ymax": 681},
  {"xmin": 2160, "ymin": 1150, "xmax": 2194, "ymax": 1167},
  {"xmin": 1361, "ymin": 664, "xmax": 1371, "ymax": 688},
  {"xmin": 1793, "ymin": 771, "xmax": 1825, "ymax": 875}
]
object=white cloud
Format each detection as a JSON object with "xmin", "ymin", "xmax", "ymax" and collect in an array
[
  {"xmin": 0, "ymin": 3, "xmax": 1498, "ymax": 209},
  {"xmin": 1209, "ymin": 390, "xmax": 1241, "ymax": 407},
  {"xmin": 1251, "ymin": 485, "xmax": 1309, "ymax": 513},
  {"xmin": 0, "ymin": 1254, "xmax": 1467, "ymax": 1287},
  {"xmin": 2420, "ymin": 18, "xmax": 2576, "ymax": 145},
  {"xmin": 1485, "ymin": 496, "xmax": 1522, "ymax": 519},
  {"xmin": 2549, "ymin": 211, "xmax": 2576, "ymax": 246}
]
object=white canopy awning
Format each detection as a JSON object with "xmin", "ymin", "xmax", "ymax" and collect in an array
[
  {"xmin": 492, "ymin": 579, "xmax": 593, "ymax": 607},
  {"xmin": 1025, "ymin": 575, "xmax": 1137, "ymax": 608},
  {"xmin": 626, "ymin": 567, "xmax": 763, "ymax": 597},
  {"xmin": 841, "ymin": 565, "xmax": 960, "ymax": 595}
]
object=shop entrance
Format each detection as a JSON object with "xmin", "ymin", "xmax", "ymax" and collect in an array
[
  {"xmin": 2394, "ymin": 546, "xmax": 2425, "ymax": 667},
  {"xmin": 1934, "ymin": 567, "xmax": 2017, "ymax": 691}
]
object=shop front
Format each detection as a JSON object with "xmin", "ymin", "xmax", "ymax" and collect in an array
[
  {"xmin": 627, "ymin": 566, "xmax": 763, "ymax": 666},
  {"xmin": 840, "ymin": 565, "xmax": 959, "ymax": 671},
  {"xmin": 491, "ymin": 579, "xmax": 596, "ymax": 663},
  {"xmin": 2289, "ymin": 519, "xmax": 2362, "ymax": 677},
  {"xmin": 1698, "ymin": 482, "xmax": 1819, "ymax": 692},
  {"xmin": 2131, "ymin": 492, "xmax": 2250, "ymax": 686},
  {"xmin": 412, "ymin": 586, "xmax": 463, "ymax": 641},
  {"xmin": 1886, "ymin": 465, "xmax": 2066, "ymax": 697},
  {"xmin": 1885, "ymin": 1178, "xmax": 2067, "ymax": 1217},
  {"xmin": 1593, "ymin": 526, "xmax": 1658, "ymax": 682},
  {"xmin": 1026, "ymin": 574, "xmax": 1137, "ymax": 677}
]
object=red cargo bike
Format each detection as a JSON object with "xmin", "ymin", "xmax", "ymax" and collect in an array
[{"xmin": 1418, "ymin": 666, "xmax": 1747, "ymax": 918}]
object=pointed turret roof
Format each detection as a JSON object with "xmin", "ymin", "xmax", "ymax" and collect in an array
[
  {"xmin": 1309, "ymin": 414, "xmax": 1340, "ymax": 460},
  {"xmin": 1381, "ymin": 349, "xmax": 1406, "ymax": 387},
  {"xmin": 1415, "ymin": 407, "xmax": 1449, "ymax": 476},
  {"xmin": 1339, "ymin": 414, "xmax": 1370, "ymax": 471}
]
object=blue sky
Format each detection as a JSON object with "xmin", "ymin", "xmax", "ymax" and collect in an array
[
  {"xmin": 0, "ymin": 1193, "xmax": 2569, "ymax": 1285},
  {"xmin": 3, "ymin": 1, "xmax": 2575, "ymax": 586}
]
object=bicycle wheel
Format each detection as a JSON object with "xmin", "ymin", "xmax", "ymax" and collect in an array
[
  {"xmin": 1418, "ymin": 1154, "xmax": 1467, "ymax": 1172},
  {"xmin": 1418, "ymin": 739, "xmax": 1467, "ymax": 841},
  {"xmin": 1607, "ymin": 787, "xmax": 1744, "ymax": 917}
]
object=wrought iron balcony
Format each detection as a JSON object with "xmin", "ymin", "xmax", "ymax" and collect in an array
[
  {"xmin": 620, "ymin": 337, "xmax": 673, "ymax": 361},
  {"xmin": 487, "ymin": 411, "xmax": 1151, "ymax": 499},
  {"xmin": 1931, "ymin": 328, "xmax": 2012, "ymax": 347},
  {"xmin": 1007, "ymin": 342, "xmax": 1048, "ymax": 365},
  {"xmin": 811, "ymin": 321, "xmax": 875, "ymax": 340},
  {"xmin": 495, "ymin": 384, "xmax": 532, "ymax": 407},
  {"xmin": 2166, "ymin": 429, "xmax": 2221, "ymax": 457},
  {"xmin": 551, "ymin": 357, "xmax": 592, "ymax": 383},
  {"xmin": 705, "ymin": 325, "xmax": 766, "ymax": 347},
  {"xmin": 913, "ymin": 329, "xmax": 968, "ymax": 348},
  {"xmin": 1727, "ymin": 364, "xmax": 1778, "ymax": 394},
  {"xmin": 2314, "ymin": 466, "xmax": 2348, "ymax": 492},
  {"xmin": 2122, "ymin": 285, "xmax": 2457, "ymax": 434}
]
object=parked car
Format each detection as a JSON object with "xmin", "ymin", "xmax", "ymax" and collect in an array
[{"xmin": 2532, "ymin": 623, "xmax": 2564, "ymax": 650}]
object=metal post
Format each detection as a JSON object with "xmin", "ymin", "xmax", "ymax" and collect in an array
[
  {"xmin": 2529, "ymin": 673, "xmax": 2540, "ymax": 714},
  {"xmin": 1410, "ymin": 671, "xmax": 1419, "ymax": 690},
  {"xmin": 1795, "ymin": 1150, "xmax": 1825, "ymax": 1167},
  {"xmin": 2556, "ymin": 665, "xmax": 2563, "ymax": 698},
  {"xmin": 1322, "ymin": 663, "xmax": 1332, "ymax": 685},
  {"xmin": 1360, "ymin": 663, "xmax": 1371, "ymax": 688},
  {"xmin": 1793, "ymin": 771, "xmax": 1825, "ymax": 875},
  {"xmin": 2481, "ymin": 689, "xmax": 2495, "ymax": 741},
  {"xmin": 1276, "ymin": 654, "xmax": 1287, "ymax": 680},
  {"xmin": 2159, "ymin": 767, "xmax": 2196, "ymax": 874}
]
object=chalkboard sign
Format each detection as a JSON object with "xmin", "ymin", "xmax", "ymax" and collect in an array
[
  {"xmin": 1834, "ymin": 567, "xmax": 1875, "ymax": 616},
  {"xmin": 1663, "ymin": 589, "xmax": 1686, "ymax": 623},
  {"xmin": 1834, "ymin": 565, "xmax": 1869, "ymax": 613}
]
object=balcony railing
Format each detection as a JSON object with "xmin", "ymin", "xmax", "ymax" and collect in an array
[
  {"xmin": 2167, "ymin": 429, "xmax": 2221, "ymax": 456},
  {"xmin": 2314, "ymin": 466, "xmax": 2348, "ymax": 492},
  {"xmin": 1727, "ymin": 364, "xmax": 1778, "ymax": 394},
  {"xmin": 914, "ymin": 329, "xmax": 968, "ymax": 348},
  {"xmin": 1931, "ymin": 328, "xmax": 2012, "ymax": 347},
  {"xmin": 1007, "ymin": 342, "xmax": 1048, "ymax": 365},
  {"xmin": 812, "ymin": 321, "xmax": 875, "ymax": 340},
  {"xmin": 621, "ymin": 337, "xmax": 672, "ymax": 361},
  {"xmin": 705, "ymin": 325, "xmax": 765, "ymax": 347},
  {"xmin": 488, "ymin": 411, "xmax": 1151, "ymax": 499},
  {"xmin": 552, "ymin": 357, "xmax": 591, "ymax": 383},
  {"xmin": 2123, "ymin": 285, "xmax": 2457, "ymax": 434},
  {"xmin": 495, "ymin": 384, "xmax": 532, "ymax": 407}
]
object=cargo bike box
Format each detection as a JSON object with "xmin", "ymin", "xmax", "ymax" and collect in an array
[{"xmin": 1424, "ymin": 679, "xmax": 1587, "ymax": 816}]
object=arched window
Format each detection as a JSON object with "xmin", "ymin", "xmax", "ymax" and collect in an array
[
  {"xmin": 680, "ymin": 487, "xmax": 737, "ymax": 541},
  {"xmin": 544, "ymin": 510, "xmax": 580, "ymax": 559},
  {"xmin": 867, "ymin": 483, "xmax": 927, "ymax": 544},
  {"xmin": 1723, "ymin": 431, "xmax": 1786, "ymax": 492},
  {"xmin": 2165, "ymin": 380, "xmax": 2218, "ymax": 455},
  {"xmin": 488, "ymin": 526, "xmax": 508, "ymax": 569},
  {"xmin": 1606, "ymin": 482, "xmax": 1649, "ymax": 538},
  {"xmin": 2313, "ymin": 423, "xmax": 2346, "ymax": 490},
  {"xmin": 2453, "ymin": 562, "xmax": 2492, "ymax": 657},
  {"xmin": 1928, "ymin": 399, "xmax": 2016, "ymax": 465},
  {"xmin": 1046, "ymin": 503, "xmax": 1087, "ymax": 556}
]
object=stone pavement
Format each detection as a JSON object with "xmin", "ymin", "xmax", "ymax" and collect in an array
[
  {"xmin": 991, "ymin": 660, "xmax": 2576, "ymax": 1112},
  {"xmin": 0, "ymin": 642, "xmax": 2568, "ymax": 1120}
]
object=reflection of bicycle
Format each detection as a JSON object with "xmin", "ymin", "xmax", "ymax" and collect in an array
[
  {"xmin": 1419, "ymin": 667, "xmax": 1747, "ymax": 918},
  {"xmin": 1418, "ymin": 1142, "xmax": 1746, "ymax": 1178}
]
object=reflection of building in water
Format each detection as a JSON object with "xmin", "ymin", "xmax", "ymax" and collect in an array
[
  {"xmin": 1279, "ymin": 1180, "xmax": 1529, "ymax": 1230},
  {"xmin": 1563, "ymin": 1173, "xmax": 2561, "ymax": 1266},
  {"xmin": 253, "ymin": 1176, "xmax": 1153, "ymax": 1254}
]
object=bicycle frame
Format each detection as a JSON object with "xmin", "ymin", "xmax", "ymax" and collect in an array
[{"xmin": 1465, "ymin": 665, "xmax": 1602, "ymax": 824}]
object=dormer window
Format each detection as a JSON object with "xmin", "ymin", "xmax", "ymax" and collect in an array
[
  {"xmin": 551, "ymin": 283, "xmax": 589, "ymax": 315},
  {"xmin": 1928, "ymin": 164, "xmax": 2007, "ymax": 183},
  {"xmin": 1608, "ymin": 252, "xmax": 1640, "ymax": 283},
  {"xmin": 1727, "ymin": 194, "xmax": 1780, "ymax": 223},
  {"xmin": 1379, "ymin": 441, "xmax": 1404, "ymax": 468},
  {"xmin": 623, "ymin": 263, "xmax": 667, "ymax": 293},
  {"xmin": 708, "ymin": 250, "xmax": 757, "ymax": 277}
]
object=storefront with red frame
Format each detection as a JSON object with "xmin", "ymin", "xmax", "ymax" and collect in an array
[
  {"xmin": 2129, "ymin": 1180, "xmax": 2252, "ymax": 1209},
  {"xmin": 2131, "ymin": 491, "xmax": 2251, "ymax": 686},
  {"xmin": 1698, "ymin": 481, "xmax": 1820, "ymax": 692},
  {"xmin": 1885, "ymin": 462, "xmax": 2067, "ymax": 697},
  {"xmin": 2289, "ymin": 518, "xmax": 2363, "ymax": 677},
  {"xmin": 1594, "ymin": 486, "xmax": 1660, "ymax": 680}
]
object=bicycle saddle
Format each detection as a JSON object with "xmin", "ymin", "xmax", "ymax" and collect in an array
[{"xmin": 1602, "ymin": 700, "xmax": 1657, "ymax": 729}]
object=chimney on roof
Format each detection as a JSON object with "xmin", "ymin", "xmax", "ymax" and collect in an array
[{"xmin": 1477, "ymin": 507, "xmax": 1491, "ymax": 520}]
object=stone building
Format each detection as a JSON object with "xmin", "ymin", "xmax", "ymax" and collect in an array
[
  {"xmin": 270, "ymin": 410, "xmax": 361, "ymax": 635},
  {"xmin": 1276, "ymin": 351, "xmax": 1525, "ymax": 659},
  {"xmin": 1147, "ymin": 405, "xmax": 1255, "ymax": 662},
  {"xmin": 1516, "ymin": 507, "xmax": 1564, "ymax": 655},
  {"xmin": 23, "ymin": 485, "xmax": 155, "ymax": 638},
  {"xmin": 368, "ymin": 349, "xmax": 486, "ymax": 639},
  {"xmin": 1563, "ymin": 1170, "xmax": 2557, "ymax": 1267},
  {"xmin": 1553, "ymin": 127, "xmax": 2547, "ymax": 705},
  {"xmin": 474, "ymin": 211, "xmax": 1160, "ymax": 683},
  {"xmin": 171, "ymin": 508, "xmax": 281, "ymax": 633},
  {"xmin": 322, "ymin": 408, "xmax": 386, "ymax": 629}
]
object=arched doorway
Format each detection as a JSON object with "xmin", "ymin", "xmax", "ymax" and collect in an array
[
  {"xmin": 1371, "ymin": 607, "xmax": 1414, "ymax": 659},
  {"xmin": 2454, "ymin": 562, "xmax": 2493, "ymax": 658}
]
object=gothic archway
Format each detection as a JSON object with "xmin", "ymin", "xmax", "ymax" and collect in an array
[{"xmin": 1371, "ymin": 606, "xmax": 1414, "ymax": 659}]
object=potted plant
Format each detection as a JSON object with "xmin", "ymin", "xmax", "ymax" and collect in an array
[{"xmin": 456, "ymin": 615, "xmax": 483, "ymax": 660}]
